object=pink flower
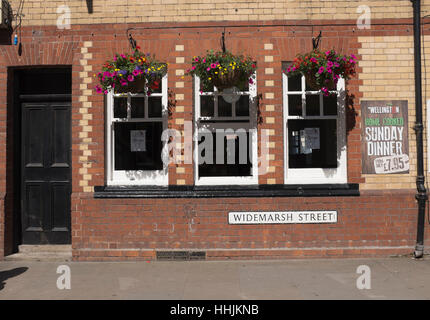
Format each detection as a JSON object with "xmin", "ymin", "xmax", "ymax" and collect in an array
[
  {"xmin": 292, "ymin": 66, "xmax": 297, "ymax": 71},
  {"xmin": 351, "ymin": 54, "xmax": 357, "ymax": 60},
  {"xmin": 95, "ymin": 85, "xmax": 103, "ymax": 93},
  {"xmin": 207, "ymin": 67, "xmax": 211, "ymax": 71},
  {"xmin": 318, "ymin": 67, "xmax": 325, "ymax": 74},
  {"xmin": 132, "ymin": 70, "xmax": 139, "ymax": 76},
  {"xmin": 128, "ymin": 75, "xmax": 134, "ymax": 82},
  {"xmin": 334, "ymin": 62, "xmax": 340, "ymax": 68},
  {"xmin": 210, "ymin": 63, "xmax": 217, "ymax": 69},
  {"xmin": 325, "ymin": 50, "xmax": 331, "ymax": 55},
  {"xmin": 120, "ymin": 54, "xmax": 126, "ymax": 59},
  {"xmin": 192, "ymin": 66, "xmax": 196, "ymax": 70},
  {"xmin": 310, "ymin": 57, "xmax": 317, "ymax": 63},
  {"xmin": 287, "ymin": 67, "xmax": 291, "ymax": 73},
  {"xmin": 120, "ymin": 80, "xmax": 128, "ymax": 86},
  {"xmin": 326, "ymin": 68, "xmax": 332, "ymax": 74},
  {"xmin": 327, "ymin": 61, "xmax": 333, "ymax": 68},
  {"xmin": 202, "ymin": 59, "xmax": 206, "ymax": 63},
  {"xmin": 321, "ymin": 87, "xmax": 329, "ymax": 96}
]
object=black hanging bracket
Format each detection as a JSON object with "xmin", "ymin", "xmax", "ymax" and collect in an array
[
  {"xmin": 221, "ymin": 28, "xmax": 226, "ymax": 53},
  {"xmin": 312, "ymin": 31, "xmax": 322, "ymax": 50},
  {"xmin": 126, "ymin": 28, "xmax": 137, "ymax": 50},
  {"xmin": 86, "ymin": 0, "xmax": 94, "ymax": 14}
]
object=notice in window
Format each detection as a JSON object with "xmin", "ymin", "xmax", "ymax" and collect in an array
[
  {"xmin": 361, "ymin": 100, "xmax": 409, "ymax": 174},
  {"xmin": 300, "ymin": 128, "xmax": 320, "ymax": 154},
  {"xmin": 304, "ymin": 128, "xmax": 320, "ymax": 150},
  {"xmin": 130, "ymin": 130, "xmax": 146, "ymax": 152}
]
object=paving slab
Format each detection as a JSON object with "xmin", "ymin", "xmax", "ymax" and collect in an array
[{"xmin": 1, "ymin": 256, "xmax": 430, "ymax": 300}]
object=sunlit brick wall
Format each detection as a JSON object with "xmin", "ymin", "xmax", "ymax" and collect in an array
[{"xmin": 5, "ymin": 0, "xmax": 430, "ymax": 26}]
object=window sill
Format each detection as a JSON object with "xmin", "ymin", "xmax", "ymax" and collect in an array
[{"xmin": 94, "ymin": 183, "xmax": 359, "ymax": 198}]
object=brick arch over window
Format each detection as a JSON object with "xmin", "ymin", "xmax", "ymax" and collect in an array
[{"xmin": 0, "ymin": 42, "xmax": 80, "ymax": 66}]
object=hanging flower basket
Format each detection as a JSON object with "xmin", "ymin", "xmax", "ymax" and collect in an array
[
  {"xmin": 114, "ymin": 77, "xmax": 146, "ymax": 94},
  {"xmin": 95, "ymin": 46, "xmax": 167, "ymax": 95},
  {"xmin": 186, "ymin": 50, "xmax": 257, "ymax": 92},
  {"xmin": 304, "ymin": 73, "xmax": 336, "ymax": 91},
  {"xmin": 212, "ymin": 69, "xmax": 242, "ymax": 91},
  {"xmin": 286, "ymin": 49, "xmax": 357, "ymax": 96}
]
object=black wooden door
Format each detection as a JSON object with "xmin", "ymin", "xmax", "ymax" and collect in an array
[{"xmin": 21, "ymin": 100, "xmax": 71, "ymax": 244}]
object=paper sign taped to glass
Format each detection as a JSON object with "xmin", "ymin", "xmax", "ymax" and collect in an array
[
  {"xmin": 130, "ymin": 130, "xmax": 146, "ymax": 152},
  {"xmin": 300, "ymin": 128, "xmax": 320, "ymax": 154}
]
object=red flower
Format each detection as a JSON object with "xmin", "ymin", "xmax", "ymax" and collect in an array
[{"xmin": 150, "ymin": 79, "xmax": 160, "ymax": 90}]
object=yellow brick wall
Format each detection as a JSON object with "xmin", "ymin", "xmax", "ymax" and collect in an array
[
  {"xmin": 358, "ymin": 35, "xmax": 430, "ymax": 190},
  {"xmin": 5, "ymin": 0, "xmax": 430, "ymax": 26}
]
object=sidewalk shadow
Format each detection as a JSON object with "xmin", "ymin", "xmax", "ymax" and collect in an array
[{"xmin": 0, "ymin": 267, "xmax": 28, "ymax": 291}]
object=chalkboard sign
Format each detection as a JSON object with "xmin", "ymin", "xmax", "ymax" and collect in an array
[{"xmin": 361, "ymin": 100, "xmax": 409, "ymax": 174}]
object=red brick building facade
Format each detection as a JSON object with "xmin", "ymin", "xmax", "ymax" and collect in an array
[{"xmin": 0, "ymin": 1, "xmax": 429, "ymax": 260}]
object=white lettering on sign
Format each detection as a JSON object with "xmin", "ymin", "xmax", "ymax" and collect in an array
[
  {"xmin": 228, "ymin": 211, "xmax": 337, "ymax": 225},
  {"xmin": 365, "ymin": 126, "xmax": 404, "ymax": 156},
  {"xmin": 374, "ymin": 154, "xmax": 409, "ymax": 174}
]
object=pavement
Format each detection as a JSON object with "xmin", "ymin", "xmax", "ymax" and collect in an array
[{"xmin": 1, "ymin": 255, "xmax": 430, "ymax": 300}]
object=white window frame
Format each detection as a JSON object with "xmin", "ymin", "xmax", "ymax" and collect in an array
[
  {"xmin": 106, "ymin": 75, "xmax": 168, "ymax": 186},
  {"xmin": 193, "ymin": 75, "xmax": 258, "ymax": 186},
  {"xmin": 282, "ymin": 73, "xmax": 347, "ymax": 184}
]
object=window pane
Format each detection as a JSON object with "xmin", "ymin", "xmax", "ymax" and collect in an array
[
  {"xmin": 305, "ymin": 94, "xmax": 320, "ymax": 116},
  {"xmin": 148, "ymin": 97, "xmax": 162, "ymax": 118},
  {"xmin": 288, "ymin": 119, "xmax": 337, "ymax": 169},
  {"xmin": 305, "ymin": 79, "xmax": 315, "ymax": 91},
  {"xmin": 114, "ymin": 122, "xmax": 163, "ymax": 171},
  {"xmin": 323, "ymin": 93, "xmax": 338, "ymax": 116},
  {"xmin": 236, "ymin": 95, "xmax": 250, "ymax": 117},
  {"xmin": 201, "ymin": 96, "xmax": 214, "ymax": 117},
  {"xmin": 130, "ymin": 97, "xmax": 145, "ymax": 118},
  {"xmin": 288, "ymin": 94, "xmax": 302, "ymax": 116},
  {"xmin": 218, "ymin": 96, "xmax": 232, "ymax": 117},
  {"xmin": 202, "ymin": 82, "xmax": 214, "ymax": 92},
  {"xmin": 114, "ymin": 97, "xmax": 127, "ymax": 118},
  {"xmin": 288, "ymin": 75, "xmax": 302, "ymax": 91},
  {"xmin": 198, "ymin": 131, "xmax": 252, "ymax": 177}
]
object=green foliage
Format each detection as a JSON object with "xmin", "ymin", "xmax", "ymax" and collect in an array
[
  {"xmin": 186, "ymin": 50, "xmax": 257, "ymax": 92},
  {"xmin": 285, "ymin": 49, "xmax": 357, "ymax": 95},
  {"xmin": 95, "ymin": 47, "xmax": 167, "ymax": 94}
]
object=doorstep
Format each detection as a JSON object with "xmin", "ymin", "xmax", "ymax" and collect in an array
[{"xmin": 3, "ymin": 245, "xmax": 72, "ymax": 262}]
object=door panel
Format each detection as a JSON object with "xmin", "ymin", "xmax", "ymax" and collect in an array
[
  {"xmin": 51, "ymin": 106, "xmax": 70, "ymax": 167},
  {"xmin": 25, "ymin": 182, "xmax": 44, "ymax": 231},
  {"xmin": 25, "ymin": 105, "xmax": 45, "ymax": 167},
  {"xmin": 21, "ymin": 101, "xmax": 71, "ymax": 244}
]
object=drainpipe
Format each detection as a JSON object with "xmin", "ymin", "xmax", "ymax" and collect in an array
[{"xmin": 411, "ymin": 0, "xmax": 428, "ymax": 258}]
